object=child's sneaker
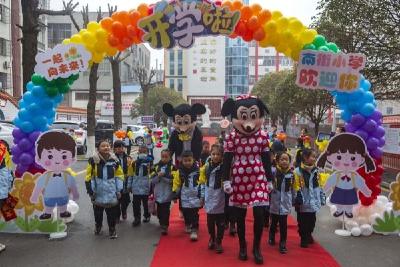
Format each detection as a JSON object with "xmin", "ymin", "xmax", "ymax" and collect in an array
[
  {"xmin": 143, "ymin": 217, "xmax": 150, "ymax": 223},
  {"xmin": 132, "ymin": 219, "xmax": 141, "ymax": 227},
  {"xmin": 185, "ymin": 225, "xmax": 191, "ymax": 233},
  {"xmin": 94, "ymin": 225, "xmax": 102, "ymax": 235},
  {"xmin": 109, "ymin": 228, "xmax": 118, "ymax": 239},
  {"xmin": 190, "ymin": 231, "xmax": 198, "ymax": 241},
  {"xmin": 215, "ymin": 242, "xmax": 223, "ymax": 254}
]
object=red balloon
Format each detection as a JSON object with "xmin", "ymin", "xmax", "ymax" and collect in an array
[
  {"xmin": 215, "ymin": 1, "xmax": 222, "ymax": 6},
  {"xmin": 127, "ymin": 25, "xmax": 137, "ymax": 38},
  {"xmin": 122, "ymin": 37, "xmax": 133, "ymax": 47},
  {"xmin": 129, "ymin": 11, "xmax": 141, "ymax": 26},
  {"xmin": 242, "ymin": 30, "xmax": 253, "ymax": 42},
  {"xmin": 108, "ymin": 34, "xmax": 120, "ymax": 47},
  {"xmin": 111, "ymin": 21, "xmax": 126, "ymax": 38}
]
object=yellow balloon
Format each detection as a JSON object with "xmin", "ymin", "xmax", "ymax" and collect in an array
[
  {"xmin": 276, "ymin": 17, "xmax": 289, "ymax": 31},
  {"xmin": 289, "ymin": 19, "xmax": 303, "ymax": 32},
  {"xmin": 320, "ymin": 173, "xmax": 330, "ymax": 187},
  {"xmin": 268, "ymin": 33, "xmax": 280, "ymax": 46},
  {"xmin": 271, "ymin": 10, "xmax": 283, "ymax": 20},
  {"xmin": 291, "ymin": 48, "xmax": 301, "ymax": 61},
  {"xmin": 263, "ymin": 21, "xmax": 277, "ymax": 34},
  {"xmin": 105, "ymin": 46, "xmax": 118, "ymax": 57},
  {"xmin": 281, "ymin": 30, "xmax": 294, "ymax": 43},
  {"xmin": 70, "ymin": 34, "xmax": 83, "ymax": 44},
  {"xmin": 95, "ymin": 29, "xmax": 108, "ymax": 41},
  {"xmin": 259, "ymin": 37, "xmax": 270, "ymax": 48},
  {"xmin": 300, "ymin": 29, "xmax": 318, "ymax": 44},
  {"xmin": 92, "ymin": 52, "xmax": 104, "ymax": 63},
  {"xmin": 82, "ymin": 32, "xmax": 95, "ymax": 44},
  {"xmin": 87, "ymin": 21, "xmax": 101, "ymax": 32},
  {"xmin": 62, "ymin": 39, "xmax": 71, "ymax": 45}
]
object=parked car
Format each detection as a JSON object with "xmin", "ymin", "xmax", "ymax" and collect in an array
[
  {"xmin": 51, "ymin": 121, "xmax": 87, "ymax": 155},
  {"xmin": 0, "ymin": 122, "xmax": 15, "ymax": 150},
  {"xmin": 125, "ymin": 125, "xmax": 148, "ymax": 145},
  {"xmin": 94, "ymin": 120, "xmax": 115, "ymax": 145}
]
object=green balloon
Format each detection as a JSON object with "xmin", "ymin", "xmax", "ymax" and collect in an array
[
  {"xmin": 31, "ymin": 74, "xmax": 45, "ymax": 85},
  {"xmin": 313, "ymin": 35, "xmax": 326, "ymax": 48},
  {"xmin": 59, "ymin": 84, "xmax": 70, "ymax": 94},
  {"xmin": 327, "ymin": 42, "xmax": 339, "ymax": 53},
  {"xmin": 318, "ymin": 46, "xmax": 330, "ymax": 52},
  {"xmin": 46, "ymin": 86, "xmax": 59, "ymax": 97},
  {"xmin": 303, "ymin": 44, "xmax": 316, "ymax": 50}
]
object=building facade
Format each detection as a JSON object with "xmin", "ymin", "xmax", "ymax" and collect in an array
[{"xmin": 0, "ymin": 0, "xmax": 12, "ymax": 96}]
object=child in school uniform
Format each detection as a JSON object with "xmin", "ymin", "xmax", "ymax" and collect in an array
[
  {"xmin": 129, "ymin": 145, "xmax": 154, "ymax": 227},
  {"xmin": 113, "ymin": 140, "xmax": 134, "ymax": 221},
  {"xmin": 200, "ymin": 140, "xmax": 211, "ymax": 167},
  {"xmin": 172, "ymin": 150, "xmax": 205, "ymax": 241},
  {"xmin": 0, "ymin": 141, "xmax": 13, "ymax": 252},
  {"xmin": 293, "ymin": 148, "xmax": 324, "ymax": 248},
  {"xmin": 268, "ymin": 152, "xmax": 295, "ymax": 254},
  {"xmin": 151, "ymin": 149, "xmax": 175, "ymax": 235},
  {"xmin": 85, "ymin": 140, "xmax": 124, "ymax": 239},
  {"xmin": 199, "ymin": 144, "xmax": 225, "ymax": 253}
]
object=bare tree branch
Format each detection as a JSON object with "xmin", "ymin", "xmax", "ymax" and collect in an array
[{"xmin": 37, "ymin": 0, "xmax": 79, "ymax": 15}]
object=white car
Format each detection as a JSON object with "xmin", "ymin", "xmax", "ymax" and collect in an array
[
  {"xmin": 125, "ymin": 125, "xmax": 148, "ymax": 145},
  {"xmin": 0, "ymin": 122, "xmax": 14, "ymax": 149},
  {"xmin": 51, "ymin": 121, "xmax": 87, "ymax": 154}
]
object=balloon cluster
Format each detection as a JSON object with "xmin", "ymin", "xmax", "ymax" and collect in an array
[
  {"xmin": 31, "ymin": 73, "xmax": 78, "ymax": 97},
  {"xmin": 63, "ymin": 21, "xmax": 118, "ymax": 63},
  {"xmin": 13, "ymin": 79, "xmax": 64, "ymax": 133},
  {"xmin": 11, "ymin": 129, "xmax": 44, "ymax": 176},
  {"xmin": 303, "ymin": 34, "xmax": 340, "ymax": 54},
  {"xmin": 100, "ymin": 5, "xmax": 150, "ymax": 52}
]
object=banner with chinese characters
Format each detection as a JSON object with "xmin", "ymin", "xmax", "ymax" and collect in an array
[
  {"xmin": 34, "ymin": 44, "xmax": 92, "ymax": 81},
  {"xmin": 138, "ymin": 0, "xmax": 240, "ymax": 49},
  {"xmin": 296, "ymin": 50, "xmax": 366, "ymax": 92}
]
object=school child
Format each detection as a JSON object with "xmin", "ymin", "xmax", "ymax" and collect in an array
[
  {"xmin": 85, "ymin": 140, "xmax": 124, "ymax": 239},
  {"xmin": 129, "ymin": 145, "xmax": 154, "ymax": 227},
  {"xmin": 199, "ymin": 144, "xmax": 225, "ymax": 253},
  {"xmin": 293, "ymin": 148, "xmax": 324, "ymax": 248},
  {"xmin": 144, "ymin": 129, "xmax": 155, "ymax": 158},
  {"xmin": 151, "ymin": 149, "xmax": 175, "ymax": 235},
  {"xmin": 0, "ymin": 141, "xmax": 13, "ymax": 253},
  {"xmin": 294, "ymin": 138, "xmax": 304, "ymax": 168},
  {"xmin": 268, "ymin": 152, "xmax": 295, "ymax": 254},
  {"xmin": 172, "ymin": 150, "xmax": 205, "ymax": 241},
  {"xmin": 200, "ymin": 140, "xmax": 211, "ymax": 166},
  {"xmin": 113, "ymin": 140, "xmax": 134, "ymax": 221}
]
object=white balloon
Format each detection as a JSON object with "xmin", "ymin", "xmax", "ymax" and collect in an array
[
  {"xmin": 377, "ymin": 195, "xmax": 389, "ymax": 205},
  {"xmin": 351, "ymin": 227, "xmax": 361, "ymax": 237},
  {"xmin": 345, "ymin": 220, "xmax": 358, "ymax": 231},
  {"xmin": 360, "ymin": 224, "xmax": 373, "ymax": 236},
  {"xmin": 356, "ymin": 216, "xmax": 369, "ymax": 226},
  {"xmin": 67, "ymin": 200, "xmax": 80, "ymax": 215}
]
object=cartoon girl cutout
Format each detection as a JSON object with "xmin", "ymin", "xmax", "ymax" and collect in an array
[{"xmin": 317, "ymin": 133, "xmax": 375, "ymax": 218}]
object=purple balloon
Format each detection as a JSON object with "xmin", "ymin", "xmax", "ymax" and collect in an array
[
  {"xmin": 19, "ymin": 152, "xmax": 34, "ymax": 166},
  {"xmin": 378, "ymin": 137, "xmax": 385, "ymax": 147},
  {"xmin": 370, "ymin": 148, "xmax": 383, "ymax": 159},
  {"xmin": 11, "ymin": 145, "xmax": 22, "ymax": 157},
  {"xmin": 370, "ymin": 110, "xmax": 382, "ymax": 122},
  {"xmin": 345, "ymin": 123, "xmax": 357, "ymax": 133},
  {"xmin": 363, "ymin": 119, "xmax": 378, "ymax": 133},
  {"xmin": 29, "ymin": 131, "xmax": 41, "ymax": 143},
  {"xmin": 351, "ymin": 114, "xmax": 366, "ymax": 127},
  {"xmin": 372, "ymin": 126, "xmax": 385, "ymax": 138},
  {"xmin": 18, "ymin": 138, "xmax": 33, "ymax": 152},
  {"xmin": 16, "ymin": 165, "xmax": 28, "ymax": 175},
  {"xmin": 355, "ymin": 130, "xmax": 369, "ymax": 141},
  {"xmin": 12, "ymin": 128, "xmax": 26, "ymax": 140},
  {"xmin": 366, "ymin": 137, "xmax": 379, "ymax": 150}
]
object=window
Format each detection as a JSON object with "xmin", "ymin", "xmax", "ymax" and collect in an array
[
  {"xmin": 386, "ymin": 107, "xmax": 393, "ymax": 115},
  {"xmin": 178, "ymin": 50, "xmax": 183, "ymax": 75},
  {"xmin": 75, "ymin": 92, "xmax": 110, "ymax": 101},
  {"xmin": 0, "ymin": 4, "xmax": 10, "ymax": 23},
  {"xmin": 48, "ymin": 23, "xmax": 72, "ymax": 48},
  {"xmin": 0, "ymin": 38, "xmax": 10, "ymax": 56},
  {"xmin": 169, "ymin": 50, "xmax": 175, "ymax": 75},
  {"xmin": 169, "ymin": 79, "xmax": 175, "ymax": 89},
  {"xmin": 177, "ymin": 79, "xmax": 183, "ymax": 92}
]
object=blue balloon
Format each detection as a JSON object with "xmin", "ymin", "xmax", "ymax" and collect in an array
[
  {"xmin": 349, "ymin": 89, "xmax": 364, "ymax": 101},
  {"xmin": 31, "ymin": 85, "xmax": 45, "ymax": 98},
  {"xmin": 26, "ymin": 82, "xmax": 34, "ymax": 92},
  {"xmin": 348, "ymin": 101, "xmax": 360, "ymax": 112},
  {"xmin": 32, "ymin": 116, "xmax": 48, "ymax": 129},
  {"xmin": 47, "ymin": 117, "xmax": 55, "ymax": 125},
  {"xmin": 335, "ymin": 92, "xmax": 348, "ymax": 105},
  {"xmin": 53, "ymin": 94, "xmax": 64, "ymax": 104},
  {"xmin": 341, "ymin": 110, "xmax": 352, "ymax": 122},
  {"xmin": 18, "ymin": 108, "xmax": 30, "ymax": 121},
  {"xmin": 20, "ymin": 121, "xmax": 34, "ymax": 133},
  {"xmin": 13, "ymin": 117, "xmax": 22, "ymax": 128},
  {"xmin": 363, "ymin": 91, "xmax": 374, "ymax": 103},
  {"xmin": 23, "ymin": 92, "xmax": 35, "ymax": 104},
  {"xmin": 361, "ymin": 79, "xmax": 371, "ymax": 91},
  {"xmin": 41, "ymin": 99, "xmax": 54, "ymax": 110},
  {"xmin": 39, "ymin": 124, "xmax": 49, "ymax": 132},
  {"xmin": 360, "ymin": 103, "xmax": 375, "ymax": 117},
  {"xmin": 27, "ymin": 103, "xmax": 42, "ymax": 115},
  {"xmin": 44, "ymin": 109, "xmax": 56, "ymax": 119}
]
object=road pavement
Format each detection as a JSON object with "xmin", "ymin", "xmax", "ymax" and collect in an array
[{"xmin": 1, "ymin": 146, "xmax": 399, "ymax": 267}]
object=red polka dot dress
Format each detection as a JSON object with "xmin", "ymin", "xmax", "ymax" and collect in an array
[{"xmin": 224, "ymin": 129, "xmax": 271, "ymax": 207}]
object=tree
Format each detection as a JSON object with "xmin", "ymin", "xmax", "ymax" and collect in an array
[
  {"xmin": 133, "ymin": 86, "xmax": 186, "ymax": 125},
  {"xmin": 312, "ymin": 0, "xmax": 400, "ymax": 100},
  {"xmin": 133, "ymin": 66, "xmax": 156, "ymax": 115},
  {"xmin": 69, "ymin": 5, "xmax": 102, "ymax": 157},
  {"xmin": 20, "ymin": 0, "xmax": 78, "ymax": 92}
]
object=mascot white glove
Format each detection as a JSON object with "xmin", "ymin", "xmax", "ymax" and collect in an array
[
  {"xmin": 223, "ymin": 181, "xmax": 233, "ymax": 194},
  {"xmin": 267, "ymin": 182, "xmax": 273, "ymax": 192}
]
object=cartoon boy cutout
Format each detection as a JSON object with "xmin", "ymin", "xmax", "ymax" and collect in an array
[
  {"xmin": 317, "ymin": 133, "xmax": 375, "ymax": 218},
  {"xmin": 30, "ymin": 131, "xmax": 79, "ymax": 220}
]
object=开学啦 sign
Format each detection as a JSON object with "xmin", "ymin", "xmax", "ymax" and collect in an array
[
  {"xmin": 296, "ymin": 50, "xmax": 366, "ymax": 92},
  {"xmin": 34, "ymin": 44, "xmax": 92, "ymax": 81},
  {"xmin": 138, "ymin": 0, "xmax": 240, "ymax": 49}
]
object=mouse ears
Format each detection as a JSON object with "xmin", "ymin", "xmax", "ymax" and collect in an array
[
  {"xmin": 191, "ymin": 103, "xmax": 206, "ymax": 116},
  {"xmin": 162, "ymin": 103, "xmax": 175, "ymax": 117},
  {"xmin": 221, "ymin": 98, "xmax": 235, "ymax": 117}
]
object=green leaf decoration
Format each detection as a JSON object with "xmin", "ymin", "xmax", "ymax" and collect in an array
[
  {"xmin": 0, "ymin": 221, "xmax": 7, "ymax": 231},
  {"xmin": 28, "ymin": 217, "xmax": 41, "ymax": 232},
  {"xmin": 37, "ymin": 219, "xmax": 66, "ymax": 233},
  {"xmin": 15, "ymin": 217, "xmax": 28, "ymax": 232},
  {"xmin": 372, "ymin": 211, "xmax": 399, "ymax": 233}
]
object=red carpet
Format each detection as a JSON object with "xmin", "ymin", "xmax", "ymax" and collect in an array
[{"xmin": 150, "ymin": 204, "xmax": 340, "ymax": 267}]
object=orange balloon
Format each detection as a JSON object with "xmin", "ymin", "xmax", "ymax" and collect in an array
[
  {"xmin": 253, "ymin": 28, "xmax": 265, "ymax": 41},
  {"xmin": 100, "ymin": 17, "xmax": 113, "ymax": 32},
  {"xmin": 229, "ymin": 32, "xmax": 238, "ymax": 39},
  {"xmin": 251, "ymin": 3, "xmax": 262, "ymax": 16},
  {"xmin": 240, "ymin": 6, "xmax": 253, "ymax": 21},
  {"xmin": 111, "ymin": 21, "xmax": 126, "ymax": 38},
  {"xmin": 118, "ymin": 11, "xmax": 131, "ymax": 26},
  {"xmin": 129, "ymin": 10, "xmax": 141, "ymax": 26},
  {"xmin": 122, "ymin": 37, "xmax": 133, "ymax": 47},
  {"xmin": 232, "ymin": 0, "xmax": 243, "ymax": 11},
  {"xmin": 108, "ymin": 34, "xmax": 120, "ymax": 47},
  {"xmin": 235, "ymin": 20, "xmax": 247, "ymax": 36},
  {"xmin": 222, "ymin": 1, "xmax": 232, "ymax": 10},
  {"xmin": 117, "ymin": 44, "xmax": 127, "ymax": 52},
  {"xmin": 246, "ymin": 16, "xmax": 260, "ymax": 31},
  {"xmin": 127, "ymin": 25, "xmax": 137, "ymax": 38},
  {"xmin": 258, "ymin": 9, "xmax": 272, "ymax": 25},
  {"xmin": 137, "ymin": 3, "xmax": 149, "ymax": 17},
  {"xmin": 242, "ymin": 30, "xmax": 253, "ymax": 42}
]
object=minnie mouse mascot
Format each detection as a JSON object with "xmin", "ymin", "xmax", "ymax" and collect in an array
[{"xmin": 222, "ymin": 95, "xmax": 273, "ymax": 265}]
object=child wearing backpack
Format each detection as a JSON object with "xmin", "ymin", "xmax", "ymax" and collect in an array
[
  {"xmin": 85, "ymin": 140, "xmax": 124, "ymax": 239},
  {"xmin": 129, "ymin": 145, "xmax": 154, "ymax": 227},
  {"xmin": 0, "ymin": 141, "xmax": 13, "ymax": 253}
]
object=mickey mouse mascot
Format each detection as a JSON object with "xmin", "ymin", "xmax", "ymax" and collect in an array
[
  {"xmin": 163, "ymin": 103, "xmax": 206, "ymax": 165},
  {"xmin": 221, "ymin": 95, "xmax": 273, "ymax": 265}
]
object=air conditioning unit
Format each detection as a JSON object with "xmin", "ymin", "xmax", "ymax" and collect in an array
[{"xmin": 3, "ymin": 61, "xmax": 10, "ymax": 70}]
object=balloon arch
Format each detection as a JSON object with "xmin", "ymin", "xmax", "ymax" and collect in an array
[{"xmin": 12, "ymin": 0, "xmax": 384, "ymax": 207}]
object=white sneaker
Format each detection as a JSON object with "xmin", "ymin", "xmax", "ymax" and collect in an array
[{"xmin": 190, "ymin": 231, "xmax": 198, "ymax": 241}]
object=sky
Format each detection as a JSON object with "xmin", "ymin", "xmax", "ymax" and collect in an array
[{"xmin": 50, "ymin": 0, "xmax": 320, "ymax": 69}]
